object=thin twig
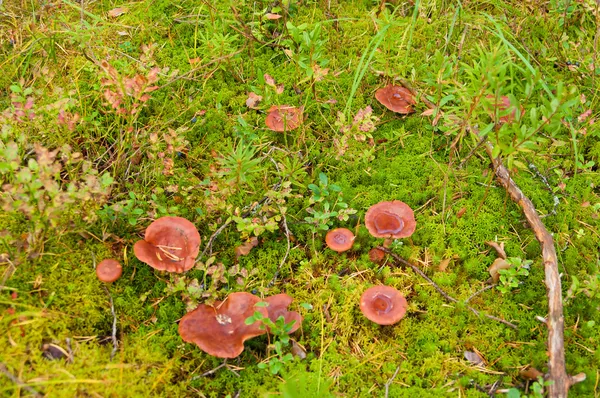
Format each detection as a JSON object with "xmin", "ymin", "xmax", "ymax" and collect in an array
[
  {"xmin": 384, "ymin": 365, "xmax": 401, "ymax": 398},
  {"xmin": 527, "ymin": 162, "xmax": 559, "ymax": 217},
  {"xmin": 196, "ymin": 359, "xmax": 228, "ymax": 378},
  {"xmin": 465, "ymin": 284, "xmax": 496, "ymax": 303},
  {"xmin": 0, "ymin": 362, "xmax": 42, "ymax": 397},
  {"xmin": 101, "ymin": 285, "xmax": 118, "ymax": 360},
  {"xmin": 378, "ymin": 248, "xmax": 517, "ymax": 329}
]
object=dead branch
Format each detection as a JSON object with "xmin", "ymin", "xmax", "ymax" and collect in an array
[
  {"xmin": 378, "ymin": 247, "xmax": 517, "ymax": 329},
  {"xmin": 482, "ymin": 143, "xmax": 585, "ymax": 396}
]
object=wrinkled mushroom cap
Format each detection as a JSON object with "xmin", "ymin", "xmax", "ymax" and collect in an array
[
  {"xmin": 133, "ymin": 216, "xmax": 201, "ymax": 273},
  {"xmin": 365, "ymin": 201, "xmax": 416, "ymax": 239},
  {"xmin": 178, "ymin": 292, "xmax": 268, "ymax": 358},
  {"xmin": 264, "ymin": 293, "xmax": 303, "ymax": 334},
  {"xmin": 360, "ymin": 285, "xmax": 407, "ymax": 325},
  {"xmin": 96, "ymin": 259, "xmax": 122, "ymax": 283},
  {"xmin": 265, "ymin": 105, "xmax": 303, "ymax": 132},
  {"xmin": 375, "ymin": 85, "xmax": 416, "ymax": 114},
  {"xmin": 325, "ymin": 228, "xmax": 355, "ymax": 252}
]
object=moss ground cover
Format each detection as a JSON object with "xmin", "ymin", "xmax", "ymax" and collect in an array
[{"xmin": 1, "ymin": 0, "xmax": 599, "ymax": 396}]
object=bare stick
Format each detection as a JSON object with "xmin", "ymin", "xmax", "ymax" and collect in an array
[
  {"xmin": 483, "ymin": 143, "xmax": 585, "ymax": 396},
  {"xmin": 0, "ymin": 362, "xmax": 42, "ymax": 397},
  {"xmin": 384, "ymin": 365, "xmax": 401, "ymax": 398},
  {"xmin": 465, "ymin": 284, "xmax": 495, "ymax": 303},
  {"xmin": 378, "ymin": 248, "xmax": 517, "ymax": 329},
  {"xmin": 527, "ymin": 162, "xmax": 559, "ymax": 217},
  {"xmin": 101, "ymin": 285, "xmax": 119, "ymax": 360}
]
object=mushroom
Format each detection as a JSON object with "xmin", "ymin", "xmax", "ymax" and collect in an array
[
  {"xmin": 96, "ymin": 259, "xmax": 123, "ymax": 283},
  {"xmin": 178, "ymin": 292, "xmax": 268, "ymax": 358},
  {"xmin": 325, "ymin": 228, "xmax": 355, "ymax": 252},
  {"xmin": 365, "ymin": 200, "xmax": 416, "ymax": 239},
  {"xmin": 133, "ymin": 216, "xmax": 201, "ymax": 273},
  {"xmin": 360, "ymin": 285, "xmax": 407, "ymax": 325},
  {"xmin": 265, "ymin": 105, "xmax": 303, "ymax": 132},
  {"xmin": 368, "ymin": 248, "xmax": 386, "ymax": 264},
  {"xmin": 374, "ymin": 85, "xmax": 416, "ymax": 114},
  {"xmin": 264, "ymin": 293, "xmax": 303, "ymax": 334}
]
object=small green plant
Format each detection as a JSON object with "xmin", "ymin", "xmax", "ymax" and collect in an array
[
  {"xmin": 217, "ymin": 140, "xmax": 264, "ymax": 189},
  {"xmin": 497, "ymin": 257, "xmax": 532, "ymax": 294},
  {"xmin": 507, "ymin": 377, "xmax": 553, "ymax": 398},
  {"xmin": 245, "ymin": 306, "xmax": 298, "ymax": 375},
  {"xmin": 304, "ymin": 173, "xmax": 356, "ymax": 231}
]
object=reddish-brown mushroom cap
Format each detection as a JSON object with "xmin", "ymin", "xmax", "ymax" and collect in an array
[
  {"xmin": 375, "ymin": 85, "xmax": 416, "ymax": 114},
  {"xmin": 368, "ymin": 248, "xmax": 386, "ymax": 264},
  {"xmin": 96, "ymin": 259, "xmax": 122, "ymax": 283},
  {"xmin": 365, "ymin": 200, "xmax": 416, "ymax": 239},
  {"xmin": 360, "ymin": 285, "xmax": 407, "ymax": 325},
  {"xmin": 178, "ymin": 292, "xmax": 268, "ymax": 358},
  {"xmin": 264, "ymin": 293, "xmax": 303, "ymax": 334},
  {"xmin": 265, "ymin": 105, "xmax": 303, "ymax": 132},
  {"xmin": 325, "ymin": 228, "xmax": 355, "ymax": 252},
  {"xmin": 133, "ymin": 216, "xmax": 200, "ymax": 273}
]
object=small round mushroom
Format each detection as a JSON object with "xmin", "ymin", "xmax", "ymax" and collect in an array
[
  {"xmin": 360, "ymin": 285, "xmax": 407, "ymax": 325},
  {"xmin": 96, "ymin": 259, "xmax": 122, "ymax": 283},
  {"xmin": 374, "ymin": 85, "xmax": 416, "ymax": 114},
  {"xmin": 264, "ymin": 293, "xmax": 303, "ymax": 334},
  {"xmin": 178, "ymin": 292, "xmax": 268, "ymax": 358},
  {"xmin": 368, "ymin": 248, "xmax": 386, "ymax": 264},
  {"xmin": 365, "ymin": 200, "xmax": 416, "ymax": 239},
  {"xmin": 325, "ymin": 228, "xmax": 355, "ymax": 252},
  {"xmin": 265, "ymin": 105, "xmax": 303, "ymax": 132},
  {"xmin": 133, "ymin": 216, "xmax": 200, "ymax": 273}
]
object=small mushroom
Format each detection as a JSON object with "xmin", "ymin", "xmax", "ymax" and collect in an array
[
  {"xmin": 360, "ymin": 285, "xmax": 407, "ymax": 325},
  {"xmin": 178, "ymin": 292, "xmax": 268, "ymax": 358},
  {"xmin": 325, "ymin": 228, "xmax": 355, "ymax": 252},
  {"xmin": 96, "ymin": 259, "xmax": 123, "ymax": 283},
  {"xmin": 264, "ymin": 293, "xmax": 303, "ymax": 334},
  {"xmin": 365, "ymin": 200, "xmax": 416, "ymax": 239},
  {"xmin": 133, "ymin": 216, "xmax": 200, "ymax": 273},
  {"xmin": 368, "ymin": 248, "xmax": 386, "ymax": 264},
  {"xmin": 374, "ymin": 85, "xmax": 416, "ymax": 114},
  {"xmin": 265, "ymin": 105, "xmax": 303, "ymax": 132}
]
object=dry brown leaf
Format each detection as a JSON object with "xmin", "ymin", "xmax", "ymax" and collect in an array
[
  {"xmin": 488, "ymin": 258, "xmax": 511, "ymax": 282},
  {"xmin": 519, "ymin": 367, "xmax": 544, "ymax": 380},
  {"xmin": 265, "ymin": 13, "xmax": 283, "ymax": 20},
  {"xmin": 420, "ymin": 108, "xmax": 435, "ymax": 116},
  {"xmin": 486, "ymin": 241, "xmax": 507, "ymax": 259},
  {"xmin": 246, "ymin": 92, "xmax": 262, "ymax": 109},
  {"xmin": 291, "ymin": 339, "xmax": 307, "ymax": 359},
  {"xmin": 264, "ymin": 73, "xmax": 276, "ymax": 87},
  {"xmin": 464, "ymin": 350, "xmax": 485, "ymax": 366},
  {"xmin": 438, "ymin": 258, "xmax": 451, "ymax": 272},
  {"xmin": 108, "ymin": 7, "xmax": 128, "ymax": 18},
  {"xmin": 234, "ymin": 237, "xmax": 259, "ymax": 258},
  {"xmin": 275, "ymin": 84, "xmax": 284, "ymax": 95},
  {"xmin": 456, "ymin": 207, "xmax": 467, "ymax": 219}
]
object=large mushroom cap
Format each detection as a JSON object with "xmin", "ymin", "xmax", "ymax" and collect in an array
[
  {"xmin": 265, "ymin": 105, "xmax": 303, "ymax": 132},
  {"xmin": 133, "ymin": 216, "xmax": 200, "ymax": 273},
  {"xmin": 178, "ymin": 292, "xmax": 268, "ymax": 358},
  {"xmin": 325, "ymin": 228, "xmax": 355, "ymax": 252},
  {"xmin": 96, "ymin": 259, "xmax": 122, "ymax": 283},
  {"xmin": 375, "ymin": 85, "xmax": 416, "ymax": 114},
  {"xmin": 360, "ymin": 285, "xmax": 407, "ymax": 325},
  {"xmin": 365, "ymin": 200, "xmax": 416, "ymax": 239},
  {"xmin": 264, "ymin": 293, "xmax": 303, "ymax": 334}
]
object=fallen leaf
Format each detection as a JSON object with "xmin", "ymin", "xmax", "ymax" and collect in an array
[
  {"xmin": 275, "ymin": 83, "xmax": 284, "ymax": 95},
  {"xmin": 234, "ymin": 237, "xmax": 259, "ymax": 258},
  {"xmin": 265, "ymin": 13, "xmax": 282, "ymax": 20},
  {"xmin": 464, "ymin": 350, "xmax": 485, "ymax": 366},
  {"xmin": 438, "ymin": 258, "xmax": 451, "ymax": 272},
  {"xmin": 107, "ymin": 7, "xmax": 128, "ymax": 18},
  {"xmin": 264, "ymin": 73, "xmax": 276, "ymax": 87},
  {"xmin": 246, "ymin": 92, "xmax": 262, "ymax": 109},
  {"xmin": 485, "ymin": 241, "xmax": 506, "ymax": 259},
  {"xmin": 519, "ymin": 367, "xmax": 544, "ymax": 380},
  {"xmin": 42, "ymin": 343, "xmax": 69, "ymax": 360},
  {"xmin": 456, "ymin": 207, "xmax": 467, "ymax": 219},
  {"xmin": 420, "ymin": 108, "xmax": 435, "ymax": 116},
  {"xmin": 488, "ymin": 258, "xmax": 511, "ymax": 283},
  {"xmin": 291, "ymin": 339, "xmax": 307, "ymax": 359},
  {"xmin": 189, "ymin": 57, "xmax": 202, "ymax": 64}
]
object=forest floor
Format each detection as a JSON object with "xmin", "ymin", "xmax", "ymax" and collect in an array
[{"xmin": 1, "ymin": 0, "xmax": 599, "ymax": 397}]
